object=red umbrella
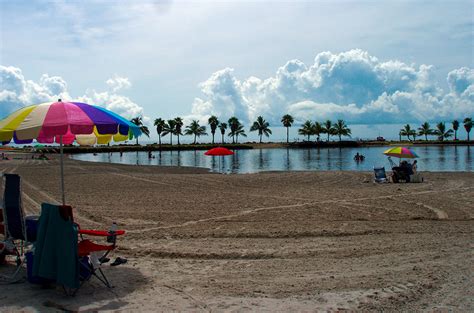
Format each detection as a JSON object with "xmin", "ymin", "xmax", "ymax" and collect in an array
[
  {"xmin": 204, "ymin": 147, "xmax": 234, "ymax": 173},
  {"xmin": 204, "ymin": 147, "xmax": 234, "ymax": 156}
]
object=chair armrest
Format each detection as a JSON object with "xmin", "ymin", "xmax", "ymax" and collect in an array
[{"xmin": 78, "ymin": 229, "xmax": 125, "ymax": 236}]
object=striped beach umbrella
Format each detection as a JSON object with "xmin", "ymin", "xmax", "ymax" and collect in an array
[
  {"xmin": 0, "ymin": 100, "xmax": 142, "ymax": 204},
  {"xmin": 383, "ymin": 146, "xmax": 418, "ymax": 159}
]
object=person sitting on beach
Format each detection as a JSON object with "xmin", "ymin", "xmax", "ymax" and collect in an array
[{"xmin": 38, "ymin": 152, "xmax": 49, "ymax": 160}]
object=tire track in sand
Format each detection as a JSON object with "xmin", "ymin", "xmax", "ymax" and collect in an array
[
  {"xmin": 129, "ymin": 186, "xmax": 472, "ymax": 234},
  {"xmin": 8, "ymin": 160, "xmax": 101, "ymax": 226}
]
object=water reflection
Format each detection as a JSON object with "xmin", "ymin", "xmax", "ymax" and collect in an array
[{"xmin": 72, "ymin": 145, "xmax": 474, "ymax": 173}]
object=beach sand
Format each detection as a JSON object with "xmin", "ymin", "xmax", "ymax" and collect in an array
[{"xmin": 0, "ymin": 155, "xmax": 473, "ymax": 312}]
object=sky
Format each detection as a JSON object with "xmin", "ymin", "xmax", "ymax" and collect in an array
[{"xmin": 0, "ymin": 0, "xmax": 473, "ymax": 142}]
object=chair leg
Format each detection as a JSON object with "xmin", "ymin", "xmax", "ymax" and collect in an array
[
  {"xmin": 93, "ymin": 268, "xmax": 112, "ymax": 288},
  {"xmin": 0, "ymin": 249, "xmax": 24, "ymax": 280}
]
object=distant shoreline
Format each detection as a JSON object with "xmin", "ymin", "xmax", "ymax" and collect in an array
[{"xmin": 2, "ymin": 139, "xmax": 470, "ymax": 154}]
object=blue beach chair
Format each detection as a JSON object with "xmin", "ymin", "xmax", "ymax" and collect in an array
[
  {"xmin": 373, "ymin": 167, "xmax": 388, "ymax": 183},
  {"xmin": 0, "ymin": 174, "xmax": 30, "ymax": 279}
]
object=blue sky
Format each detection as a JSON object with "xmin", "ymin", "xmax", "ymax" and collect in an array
[{"xmin": 0, "ymin": 0, "xmax": 473, "ymax": 141}]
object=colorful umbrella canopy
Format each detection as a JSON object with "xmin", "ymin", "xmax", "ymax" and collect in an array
[
  {"xmin": 0, "ymin": 101, "xmax": 141, "ymax": 145},
  {"xmin": 0, "ymin": 100, "xmax": 142, "ymax": 204},
  {"xmin": 204, "ymin": 147, "xmax": 234, "ymax": 156},
  {"xmin": 383, "ymin": 146, "xmax": 418, "ymax": 159}
]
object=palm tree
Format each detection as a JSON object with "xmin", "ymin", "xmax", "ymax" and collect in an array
[
  {"xmin": 418, "ymin": 122, "xmax": 433, "ymax": 141},
  {"xmin": 323, "ymin": 120, "xmax": 335, "ymax": 141},
  {"xmin": 250, "ymin": 116, "xmax": 272, "ymax": 143},
  {"xmin": 333, "ymin": 119, "xmax": 352, "ymax": 141},
  {"xmin": 400, "ymin": 124, "xmax": 414, "ymax": 141},
  {"xmin": 298, "ymin": 120, "xmax": 313, "ymax": 141},
  {"xmin": 313, "ymin": 122, "xmax": 324, "ymax": 141},
  {"xmin": 130, "ymin": 116, "xmax": 150, "ymax": 145},
  {"xmin": 154, "ymin": 118, "xmax": 166, "ymax": 147},
  {"xmin": 228, "ymin": 116, "xmax": 240, "ymax": 143},
  {"xmin": 162, "ymin": 119, "xmax": 176, "ymax": 145},
  {"xmin": 234, "ymin": 123, "xmax": 247, "ymax": 143},
  {"xmin": 174, "ymin": 117, "xmax": 184, "ymax": 145},
  {"xmin": 281, "ymin": 114, "xmax": 294, "ymax": 143},
  {"xmin": 185, "ymin": 120, "xmax": 207, "ymax": 144},
  {"xmin": 434, "ymin": 122, "xmax": 453, "ymax": 141},
  {"xmin": 218, "ymin": 122, "xmax": 227, "ymax": 144},
  {"xmin": 452, "ymin": 120, "xmax": 459, "ymax": 140},
  {"xmin": 208, "ymin": 115, "xmax": 219, "ymax": 144},
  {"xmin": 464, "ymin": 117, "xmax": 472, "ymax": 141}
]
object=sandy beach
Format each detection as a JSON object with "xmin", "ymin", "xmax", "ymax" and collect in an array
[{"xmin": 0, "ymin": 155, "xmax": 473, "ymax": 312}]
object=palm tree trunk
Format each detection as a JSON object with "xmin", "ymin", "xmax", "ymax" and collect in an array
[
  {"xmin": 170, "ymin": 134, "xmax": 173, "ymax": 145},
  {"xmin": 212, "ymin": 132, "xmax": 215, "ymax": 144},
  {"xmin": 454, "ymin": 130, "xmax": 457, "ymax": 140},
  {"xmin": 177, "ymin": 135, "xmax": 180, "ymax": 145},
  {"xmin": 158, "ymin": 134, "xmax": 161, "ymax": 148},
  {"xmin": 236, "ymin": 134, "xmax": 238, "ymax": 143},
  {"xmin": 259, "ymin": 134, "xmax": 262, "ymax": 143},
  {"xmin": 222, "ymin": 133, "xmax": 224, "ymax": 144},
  {"xmin": 136, "ymin": 137, "xmax": 139, "ymax": 145},
  {"xmin": 194, "ymin": 134, "xmax": 197, "ymax": 144},
  {"xmin": 339, "ymin": 134, "xmax": 342, "ymax": 141},
  {"xmin": 425, "ymin": 134, "xmax": 427, "ymax": 141},
  {"xmin": 286, "ymin": 127, "xmax": 289, "ymax": 143},
  {"xmin": 307, "ymin": 134, "xmax": 310, "ymax": 141},
  {"xmin": 327, "ymin": 133, "xmax": 330, "ymax": 141}
]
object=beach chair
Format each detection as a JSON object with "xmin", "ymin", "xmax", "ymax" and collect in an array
[
  {"xmin": 0, "ymin": 174, "xmax": 30, "ymax": 279},
  {"xmin": 33, "ymin": 203, "xmax": 125, "ymax": 295},
  {"xmin": 373, "ymin": 167, "xmax": 388, "ymax": 183}
]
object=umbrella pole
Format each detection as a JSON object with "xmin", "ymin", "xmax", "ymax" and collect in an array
[{"xmin": 60, "ymin": 135, "xmax": 66, "ymax": 205}]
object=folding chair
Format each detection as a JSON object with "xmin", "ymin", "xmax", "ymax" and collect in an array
[
  {"xmin": 373, "ymin": 167, "xmax": 388, "ymax": 183},
  {"xmin": 33, "ymin": 203, "xmax": 125, "ymax": 295},
  {"xmin": 0, "ymin": 174, "xmax": 30, "ymax": 279}
]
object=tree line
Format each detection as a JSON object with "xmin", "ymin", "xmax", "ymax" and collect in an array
[
  {"xmin": 130, "ymin": 115, "xmax": 472, "ymax": 145},
  {"xmin": 130, "ymin": 115, "xmax": 352, "ymax": 145},
  {"xmin": 399, "ymin": 118, "xmax": 472, "ymax": 141}
]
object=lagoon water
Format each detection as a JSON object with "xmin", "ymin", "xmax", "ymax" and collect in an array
[{"xmin": 72, "ymin": 145, "xmax": 473, "ymax": 173}]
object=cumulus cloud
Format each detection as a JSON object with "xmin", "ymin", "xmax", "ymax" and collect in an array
[
  {"xmin": 189, "ymin": 49, "xmax": 473, "ymax": 124},
  {"xmin": 106, "ymin": 75, "xmax": 131, "ymax": 92},
  {"xmin": 0, "ymin": 65, "xmax": 146, "ymax": 123},
  {"xmin": 0, "ymin": 65, "xmax": 70, "ymax": 117}
]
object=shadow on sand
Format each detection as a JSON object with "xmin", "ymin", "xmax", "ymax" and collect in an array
[{"xmin": 0, "ymin": 260, "xmax": 149, "ymax": 312}]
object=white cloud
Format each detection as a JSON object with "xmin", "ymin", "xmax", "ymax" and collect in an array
[
  {"xmin": 189, "ymin": 49, "xmax": 473, "ymax": 124},
  {"xmin": 106, "ymin": 75, "xmax": 131, "ymax": 92},
  {"xmin": 0, "ymin": 65, "xmax": 146, "ymax": 124},
  {"xmin": 0, "ymin": 65, "xmax": 71, "ymax": 117}
]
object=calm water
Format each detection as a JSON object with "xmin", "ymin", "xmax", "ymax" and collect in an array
[{"xmin": 71, "ymin": 146, "xmax": 473, "ymax": 173}]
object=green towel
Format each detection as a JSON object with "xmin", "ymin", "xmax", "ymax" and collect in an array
[{"xmin": 33, "ymin": 203, "xmax": 79, "ymax": 288}]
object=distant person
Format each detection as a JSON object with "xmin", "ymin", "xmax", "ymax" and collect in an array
[
  {"xmin": 354, "ymin": 152, "xmax": 364, "ymax": 162},
  {"xmin": 39, "ymin": 152, "xmax": 49, "ymax": 160},
  {"xmin": 412, "ymin": 160, "xmax": 418, "ymax": 173}
]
